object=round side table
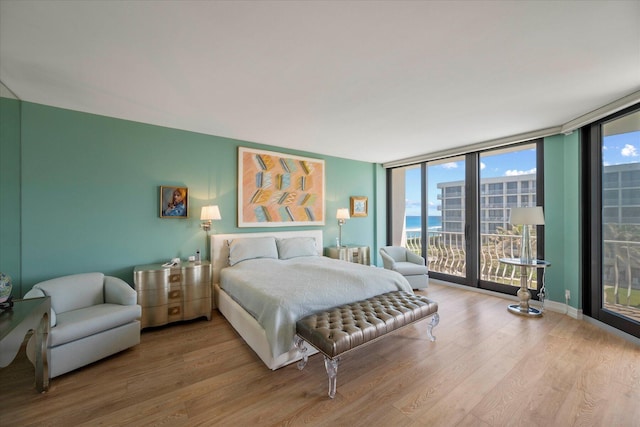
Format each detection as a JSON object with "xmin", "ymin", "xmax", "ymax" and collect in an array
[{"xmin": 499, "ymin": 258, "xmax": 551, "ymax": 317}]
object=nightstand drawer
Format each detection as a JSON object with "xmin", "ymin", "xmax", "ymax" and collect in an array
[
  {"xmin": 168, "ymin": 288, "xmax": 182, "ymax": 301},
  {"xmin": 182, "ymin": 283, "xmax": 211, "ymax": 301},
  {"xmin": 167, "ymin": 304, "xmax": 183, "ymax": 322},
  {"xmin": 139, "ymin": 305, "xmax": 169, "ymax": 329},
  {"xmin": 183, "ymin": 298, "xmax": 212, "ymax": 320},
  {"xmin": 137, "ymin": 288, "xmax": 170, "ymax": 308},
  {"xmin": 133, "ymin": 269, "xmax": 170, "ymax": 291}
]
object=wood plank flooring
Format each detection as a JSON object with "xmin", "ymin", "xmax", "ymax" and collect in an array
[{"xmin": 2, "ymin": 281, "xmax": 639, "ymax": 426}]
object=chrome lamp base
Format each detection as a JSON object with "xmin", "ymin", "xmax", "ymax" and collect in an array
[
  {"xmin": 508, "ymin": 302, "xmax": 542, "ymax": 317},
  {"xmin": 511, "ymin": 264, "xmax": 543, "ymax": 317}
]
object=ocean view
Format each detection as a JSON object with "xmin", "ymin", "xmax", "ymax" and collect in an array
[{"xmin": 406, "ymin": 215, "xmax": 441, "ymax": 230}]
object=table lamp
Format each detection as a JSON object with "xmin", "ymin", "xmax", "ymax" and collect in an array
[{"xmin": 510, "ymin": 206, "xmax": 544, "ymax": 262}]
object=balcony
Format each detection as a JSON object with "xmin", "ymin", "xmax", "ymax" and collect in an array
[
  {"xmin": 480, "ymin": 189, "xmax": 505, "ymax": 196},
  {"xmin": 404, "ymin": 230, "xmax": 535, "ymax": 287},
  {"xmin": 403, "ymin": 231, "xmax": 640, "ymax": 320}
]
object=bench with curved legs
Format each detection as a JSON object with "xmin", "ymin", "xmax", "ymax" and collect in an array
[{"xmin": 295, "ymin": 291, "xmax": 439, "ymax": 398}]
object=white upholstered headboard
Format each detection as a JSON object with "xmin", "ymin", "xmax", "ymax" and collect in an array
[{"xmin": 211, "ymin": 230, "xmax": 324, "ymax": 285}]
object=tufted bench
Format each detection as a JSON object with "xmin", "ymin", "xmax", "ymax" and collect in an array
[{"xmin": 294, "ymin": 290, "xmax": 439, "ymax": 398}]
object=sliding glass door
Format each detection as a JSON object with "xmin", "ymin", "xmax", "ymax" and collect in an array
[
  {"xmin": 479, "ymin": 144, "xmax": 541, "ymax": 293},
  {"xmin": 585, "ymin": 105, "xmax": 640, "ymax": 338},
  {"xmin": 426, "ymin": 156, "xmax": 467, "ymax": 279},
  {"xmin": 389, "ymin": 141, "xmax": 542, "ymax": 295}
]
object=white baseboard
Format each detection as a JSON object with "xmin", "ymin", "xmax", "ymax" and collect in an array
[
  {"xmin": 543, "ymin": 300, "xmax": 582, "ymax": 319},
  {"xmin": 430, "ymin": 278, "xmax": 581, "ymax": 317},
  {"xmin": 431, "ymin": 279, "xmax": 639, "ymax": 347}
]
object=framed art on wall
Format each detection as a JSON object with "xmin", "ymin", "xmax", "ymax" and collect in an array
[
  {"xmin": 160, "ymin": 186, "xmax": 188, "ymax": 218},
  {"xmin": 350, "ymin": 196, "xmax": 368, "ymax": 217},
  {"xmin": 238, "ymin": 147, "xmax": 325, "ymax": 227}
]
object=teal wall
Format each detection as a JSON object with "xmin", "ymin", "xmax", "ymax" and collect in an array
[
  {"xmin": 2, "ymin": 96, "xmax": 586, "ymax": 308},
  {"xmin": 544, "ymin": 132, "xmax": 581, "ymax": 309},
  {"xmin": 2, "ymin": 100, "xmax": 380, "ymax": 293},
  {"xmin": 0, "ymin": 97, "xmax": 22, "ymax": 297}
]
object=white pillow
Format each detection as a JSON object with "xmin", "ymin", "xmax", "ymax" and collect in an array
[
  {"xmin": 276, "ymin": 237, "xmax": 318, "ymax": 259},
  {"xmin": 228, "ymin": 237, "xmax": 278, "ymax": 266}
]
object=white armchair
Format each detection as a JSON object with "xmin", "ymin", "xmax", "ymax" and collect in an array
[
  {"xmin": 24, "ymin": 272, "xmax": 141, "ymax": 378},
  {"xmin": 379, "ymin": 246, "xmax": 429, "ymax": 289}
]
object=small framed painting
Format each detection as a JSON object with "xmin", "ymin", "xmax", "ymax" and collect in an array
[
  {"xmin": 160, "ymin": 186, "xmax": 188, "ymax": 218},
  {"xmin": 350, "ymin": 196, "xmax": 368, "ymax": 217}
]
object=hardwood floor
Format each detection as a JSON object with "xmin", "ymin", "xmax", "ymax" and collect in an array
[{"xmin": 2, "ymin": 282, "xmax": 639, "ymax": 426}]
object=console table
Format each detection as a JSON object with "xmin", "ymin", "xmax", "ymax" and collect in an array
[
  {"xmin": 499, "ymin": 258, "xmax": 551, "ymax": 317},
  {"xmin": 133, "ymin": 261, "xmax": 212, "ymax": 328},
  {"xmin": 326, "ymin": 245, "xmax": 370, "ymax": 265},
  {"xmin": 0, "ymin": 297, "xmax": 51, "ymax": 392}
]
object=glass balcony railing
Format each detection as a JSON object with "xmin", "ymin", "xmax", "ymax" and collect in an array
[{"xmin": 602, "ymin": 239, "xmax": 640, "ymax": 322}]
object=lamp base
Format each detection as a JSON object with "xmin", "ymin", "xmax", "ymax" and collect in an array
[{"xmin": 507, "ymin": 303, "xmax": 542, "ymax": 317}]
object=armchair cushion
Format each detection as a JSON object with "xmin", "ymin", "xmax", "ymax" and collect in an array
[
  {"xmin": 51, "ymin": 303, "xmax": 141, "ymax": 347},
  {"xmin": 393, "ymin": 261, "xmax": 428, "ymax": 276}
]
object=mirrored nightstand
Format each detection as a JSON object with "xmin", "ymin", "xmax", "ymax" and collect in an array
[{"xmin": 325, "ymin": 245, "xmax": 370, "ymax": 265}]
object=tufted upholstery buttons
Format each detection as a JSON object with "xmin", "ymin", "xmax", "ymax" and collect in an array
[{"xmin": 296, "ymin": 291, "xmax": 438, "ymax": 358}]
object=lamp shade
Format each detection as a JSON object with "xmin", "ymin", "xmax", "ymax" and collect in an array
[
  {"xmin": 336, "ymin": 208, "xmax": 350, "ymax": 220},
  {"xmin": 201, "ymin": 205, "xmax": 221, "ymax": 221},
  {"xmin": 510, "ymin": 206, "xmax": 544, "ymax": 225}
]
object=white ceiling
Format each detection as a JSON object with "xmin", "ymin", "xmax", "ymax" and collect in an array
[{"xmin": 1, "ymin": 1, "xmax": 639, "ymax": 164}]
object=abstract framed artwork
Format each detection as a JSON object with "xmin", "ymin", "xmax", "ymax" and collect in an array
[
  {"xmin": 238, "ymin": 147, "xmax": 325, "ymax": 227},
  {"xmin": 160, "ymin": 186, "xmax": 188, "ymax": 218},
  {"xmin": 350, "ymin": 196, "xmax": 368, "ymax": 217}
]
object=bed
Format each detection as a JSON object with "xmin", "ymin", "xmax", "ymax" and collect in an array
[{"xmin": 211, "ymin": 230, "xmax": 413, "ymax": 370}]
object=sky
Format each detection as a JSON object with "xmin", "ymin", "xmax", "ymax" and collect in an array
[
  {"xmin": 405, "ymin": 130, "xmax": 640, "ymax": 217},
  {"xmin": 602, "ymin": 130, "xmax": 640, "ymax": 166}
]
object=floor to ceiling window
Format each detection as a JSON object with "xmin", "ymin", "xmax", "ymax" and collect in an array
[
  {"xmin": 427, "ymin": 156, "xmax": 467, "ymax": 279},
  {"xmin": 388, "ymin": 140, "xmax": 543, "ymax": 296},
  {"xmin": 389, "ymin": 165, "xmax": 422, "ymax": 251},
  {"xmin": 585, "ymin": 105, "xmax": 640, "ymax": 339},
  {"xmin": 479, "ymin": 144, "xmax": 541, "ymax": 292}
]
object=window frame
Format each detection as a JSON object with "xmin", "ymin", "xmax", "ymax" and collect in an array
[
  {"xmin": 386, "ymin": 139, "xmax": 544, "ymax": 295},
  {"xmin": 583, "ymin": 103, "xmax": 640, "ymax": 338}
]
